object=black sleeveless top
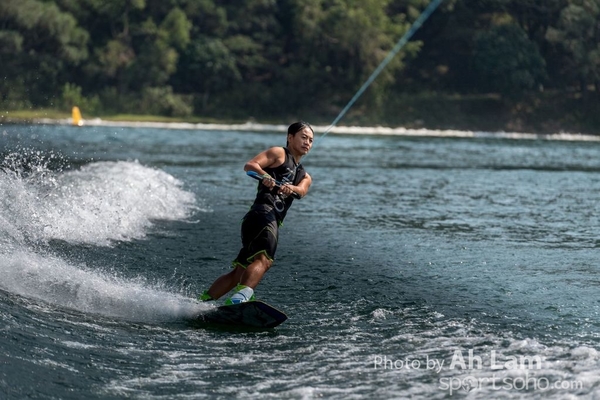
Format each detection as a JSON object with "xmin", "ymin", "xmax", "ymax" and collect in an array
[{"xmin": 250, "ymin": 147, "xmax": 306, "ymax": 223}]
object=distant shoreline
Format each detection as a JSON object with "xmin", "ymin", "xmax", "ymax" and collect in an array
[{"xmin": 24, "ymin": 116, "xmax": 600, "ymax": 142}]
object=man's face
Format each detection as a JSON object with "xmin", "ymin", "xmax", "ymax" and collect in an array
[{"xmin": 288, "ymin": 127, "xmax": 314, "ymax": 155}]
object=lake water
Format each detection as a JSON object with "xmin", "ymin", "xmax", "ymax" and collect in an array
[{"xmin": 1, "ymin": 123, "xmax": 599, "ymax": 399}]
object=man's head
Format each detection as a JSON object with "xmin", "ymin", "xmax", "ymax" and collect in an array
[{"xmin": 286, "ymin": 121, "xmax": 314, "ymax": 156}]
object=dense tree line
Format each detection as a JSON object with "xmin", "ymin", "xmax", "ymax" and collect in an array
[{"xmin": 1, "ymin": 0, "xmax": 599, "ymax": 131}]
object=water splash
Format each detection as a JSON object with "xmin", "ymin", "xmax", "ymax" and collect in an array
[
  {"xmin": 1, "ymin": 151, "xmax": 196, "ymax": 246},
  {"xmin": 1, "ymin": 249, "xmax": 207, "ymax": 322},
  {"xmin": 0, "ymin": 149, "xmax": 204, "ymax": 322}
]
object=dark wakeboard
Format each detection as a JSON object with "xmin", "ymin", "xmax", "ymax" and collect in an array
[{"xmin": 195, "ymin": 301, "xmax": 287, "ymax": 329}]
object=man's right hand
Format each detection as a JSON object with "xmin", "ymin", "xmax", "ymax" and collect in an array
[{"xmin": 261, "ymin": 173, "xmax": 276, "ymax": 189}]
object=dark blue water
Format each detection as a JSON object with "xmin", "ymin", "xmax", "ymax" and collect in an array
[{"xmin": 1, "ymin": 123, "xmax": 599, "ymax": 399}]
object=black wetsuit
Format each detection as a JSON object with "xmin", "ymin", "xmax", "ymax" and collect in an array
[{"xmin": 233, "ymin": 147, "xmax": 307, "ymax": 268}]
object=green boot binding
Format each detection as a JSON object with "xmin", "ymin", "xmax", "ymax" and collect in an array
[
  {"xmin": 198, "ymin": 290, "xmax": 214, "ymax": 302},
  {"xmin": 224, "ymin": 285, "xmax": 255, "ymax": 305}
]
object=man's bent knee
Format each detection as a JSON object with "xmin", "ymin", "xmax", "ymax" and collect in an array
[
  {"xmin": 252, "ymin": 253, "xmax": 273, "ymax": 270},
  {"xmin": 248, "ymin": 253, "xmax": 273, "ymax": 272}
]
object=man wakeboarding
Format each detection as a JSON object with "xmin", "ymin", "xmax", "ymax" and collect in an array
[{"xmin": 199, "ymin": 121, "xmax": 314, "ymax": 305}]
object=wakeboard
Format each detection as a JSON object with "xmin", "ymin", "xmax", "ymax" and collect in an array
[{"xmin": 195, "ymin": 301, "xmax": 287, "ymax": 329}]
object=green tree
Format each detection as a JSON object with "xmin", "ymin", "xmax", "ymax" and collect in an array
[
  {"xmin": 276, "ymin": 0, "xmax": 415, "ymax": 116},
  {"xmin": 128, "ymin": 8, "xmax": 192, "ymax": 89},
  {"xmin": 546, "ymin": 0, "xmax": 600, "ymax": 94},
  {"xmin": 172, "ymin": 37, "xmax": 241, "ymax": 111},
  {"xmin": 472, "ymin": 23, "xmax": 546, "ymax": 98},
  {"xmin": 219, "ymin": 0, "xmax": 285, "ymax": 115},
  {"xmin": 71, "ymin": 0, "xmax": 146, "ymax": 95},
  {"xmin": 0, "ymin": 0, "xmax": 88, "ymax": 107}
]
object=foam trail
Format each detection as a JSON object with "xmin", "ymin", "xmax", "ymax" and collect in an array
[
  {"xmin": 0, "ymin": 152, "xmax": 205, "ymax": 322},
  {"xmin": 0, "ymin": 249, "xmax": 208, "ymax": 323}
]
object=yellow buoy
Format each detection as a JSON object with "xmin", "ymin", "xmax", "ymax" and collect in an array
[{"xmin": 71, "ymin": 106, "xmax": 83, "ymax": 126}]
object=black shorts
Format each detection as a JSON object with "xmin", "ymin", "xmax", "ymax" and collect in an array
[{"xmin": 232, "ymin": 206, "xmax": 280, "ymax": 268}]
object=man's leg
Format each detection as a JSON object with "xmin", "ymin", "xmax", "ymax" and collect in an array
[
  {"xmin": 201, "ymin": 253, "xmax": 274, "ymax": 303},
  {"xmin": 223, "ymin": 253, "xmax": 273, "ymax": 304},
  {"xmin": 205, "ymin": 266, "xmax": 245, "ymax": 300},
  {"xmin": 239, "ymin": 253, "xmax": 273, "ymax": 288}
]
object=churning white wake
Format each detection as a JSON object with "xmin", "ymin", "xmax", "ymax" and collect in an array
[
  {"xmin": 1, "ymin": 153, "xmax": 197, "ymax": 246},
  {"xmin": 1, "ymin": 249, "xmax": 207, "ymax": 322},
  {"xmin": 0, "ymin": 151, "xmax": 205, "ymax": 321}
]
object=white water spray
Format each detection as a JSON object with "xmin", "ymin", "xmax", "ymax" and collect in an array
[{"xmin": 0, "ymin": 151, "xmax": 206, "ymax": 322}]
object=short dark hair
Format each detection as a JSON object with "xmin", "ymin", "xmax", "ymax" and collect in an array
[
  {"xmin": 287, "ymin": 121, "xmax": 313, "ymax": 147},
  {"xmin": 288, "ymin": 121, "xmax": 313, "ymax": 136}
]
